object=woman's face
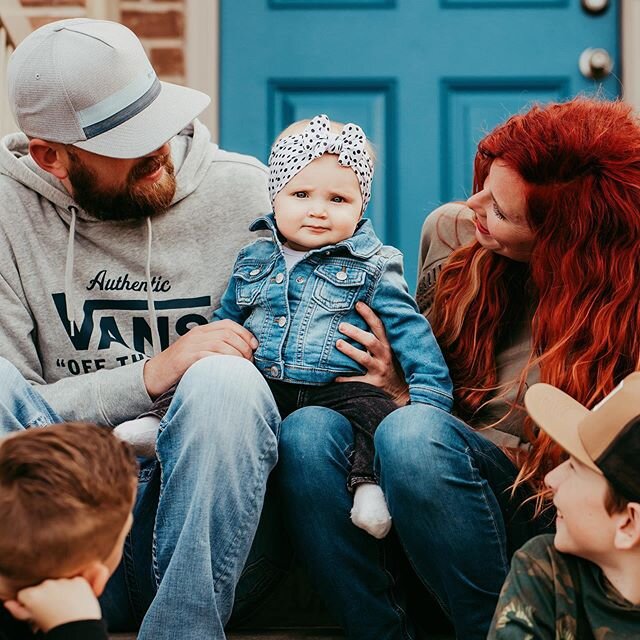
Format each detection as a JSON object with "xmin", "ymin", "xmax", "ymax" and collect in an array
[{"xmin": 466, "ymin": 160, "xmax": 535, "ymax": 262}]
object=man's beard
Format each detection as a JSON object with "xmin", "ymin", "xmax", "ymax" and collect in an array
[{"xmin": 67, "ymin": 150, "xmax": 177, "ymax": 222}]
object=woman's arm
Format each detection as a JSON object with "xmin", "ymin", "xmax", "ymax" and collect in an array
[{"xmin": 335, "ymin": 205, "xmax": 474, "ymax": 406}]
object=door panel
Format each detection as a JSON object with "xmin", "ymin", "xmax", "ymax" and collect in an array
[{"xmin": 221, "ymin": 0, "xmax": 619, "ymax": 287}]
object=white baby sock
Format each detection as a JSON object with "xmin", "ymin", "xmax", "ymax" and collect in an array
[
  {"xmin": 350, "ymin": 483, "xmax": 392, "ymax": 539},
  {"xmin": 113, "ymin": 415, "xmax": 161, "ymax": 458}
]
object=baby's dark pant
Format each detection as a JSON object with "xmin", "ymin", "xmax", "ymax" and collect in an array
[{"xmin": 267, "ymin": 380, "xmax": 397, "ymax": 490}]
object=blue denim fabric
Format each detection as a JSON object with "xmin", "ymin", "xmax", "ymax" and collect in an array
[
  {"xmin": 274, "ymin": 404, "xmax": 545, "ymax": 640},
  {"xmin": 213, "ymin": 214, "xmax": 453, "ymax": 409},
  {"xmin": 276, "ymin": 406, "xmax": 416, "ymax": 640},
  {"xmin": 0, "ymin": 355, "xmax": 280, "ymax": 640}
]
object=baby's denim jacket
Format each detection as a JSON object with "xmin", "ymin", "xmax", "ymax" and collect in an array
[{"xmin": 213, "ymin": 213, "xmax": 453, "ymax": 409}]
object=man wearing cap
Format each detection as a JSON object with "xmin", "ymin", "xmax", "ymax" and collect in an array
[
  {"xmin": 488, "ymin": 373, "xmax": 640, "ymax": 638},
  {"xmin": 0, "ymin": 18, "xmax": 279, "ymax": 639}
]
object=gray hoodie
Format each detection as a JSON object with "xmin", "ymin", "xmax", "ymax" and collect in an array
[{"xmin": 0, "ymin": 119, "xmax": 270, "ymax": 425}]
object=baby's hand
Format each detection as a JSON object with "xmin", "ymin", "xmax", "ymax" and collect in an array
[{"xmin": 4, "ymin": 577, "xmax": 101, "ymax": 632}]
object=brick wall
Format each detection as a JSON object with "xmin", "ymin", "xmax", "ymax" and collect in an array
[
  {"xmin": 120, "ymin": 1, "xmax": 185, "ymax": 83},
  {"xmin": 17, "ymin": 0, "xmax": 187, "ymax": 83}
]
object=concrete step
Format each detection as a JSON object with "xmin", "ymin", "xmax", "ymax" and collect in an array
[
  {"xmin": 112, "ymin": 633, "xmax": 456, "ymax": 639},
  {"xmin": 112, "ymin": 633, "xmax": 454, "ymax": 639},
  {"xmin": 112, "ymin": 632, "xmax": 342, "ymax": 639}
]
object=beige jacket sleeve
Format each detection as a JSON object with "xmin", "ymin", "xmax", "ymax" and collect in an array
[{"xmin": 415, "ymin": 202, "xmax": 476, "ymax": 319}]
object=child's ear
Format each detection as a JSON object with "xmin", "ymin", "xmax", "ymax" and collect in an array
[
  {"xmin": 613, "ymin": 502, "xmax": 640, "ymax": 550},
  {"xmin": 79, "ymin": 562, "xmax": 110, "ymax": 597}
]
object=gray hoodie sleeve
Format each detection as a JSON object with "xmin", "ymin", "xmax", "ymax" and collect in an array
[
  {"xmin": 38, "ymin": 362, "xmax": 151, "ymax": 426},
  {"xmin": 0, "ymin": 256, "xmax": 151, "ymax": 426}
]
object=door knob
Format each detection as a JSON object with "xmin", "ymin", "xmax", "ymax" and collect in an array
[
  {"xmin": 581, "ymin": 0, "xmax": 609, "ymax": 14},
  {"xmin": 579, "ymin": 48, "xmax": 613, "ymax": 80}
]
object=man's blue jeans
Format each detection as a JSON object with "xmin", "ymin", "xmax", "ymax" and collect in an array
[
  {"xmin": 273, "ymin": 404, "xmax": 544, "ymax": 640},
  {"xmin": 0, "ymin": 355, "xmax": 280, "ymax": 640}
]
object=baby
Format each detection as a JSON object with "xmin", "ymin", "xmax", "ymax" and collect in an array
[{"xmin": 118, "ymin": 114, "xmax": 453, "ymax": 539}]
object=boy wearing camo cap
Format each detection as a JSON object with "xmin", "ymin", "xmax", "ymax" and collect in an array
[{"xmin": 489, "ymin": 372, "xmax": 640, "ymax": 639}]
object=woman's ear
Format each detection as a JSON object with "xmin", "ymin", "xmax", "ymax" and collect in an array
[
  {"xmin": 613, "ymin": 502, "xmax": 640, "ymax": 550},
  {"xmin": 28, "ymin": 139, "xmax": 69, "ymax": 181},
  {"xmin": 79, "ymin": 562, "xmax": 110, "ymax": 597}
]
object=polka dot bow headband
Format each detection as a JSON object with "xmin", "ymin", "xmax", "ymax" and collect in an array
[{"xmin": 268, "ymin": 114, "xmax": 374, "ymax": 212}]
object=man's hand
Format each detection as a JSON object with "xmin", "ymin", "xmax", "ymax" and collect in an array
[
  {"xmin": 143, "ymin": 319, "xmax": 258, "ymax": 398},
  {"xmin": 4, "ymin": 577, "xmax": 101, "ymax": 633}
]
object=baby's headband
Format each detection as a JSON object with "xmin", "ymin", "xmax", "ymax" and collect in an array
[{"xmin": 268, "ymin": 114, "xmax": 374, "ymax": 212}]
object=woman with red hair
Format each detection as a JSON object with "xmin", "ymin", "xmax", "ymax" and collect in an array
[{"xmin": 275, "ymin": 98, "xmax": 640, "ymax": 639}]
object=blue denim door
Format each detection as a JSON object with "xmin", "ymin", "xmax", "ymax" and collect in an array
[{"xmin": 220, "ymin": 0, "xmax": 619, "ymax": 288}]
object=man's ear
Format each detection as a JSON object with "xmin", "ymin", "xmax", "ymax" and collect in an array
[
  {"xmin": 614, "ymin": 502, "xmax": 640, "ymax": 550},
  {"xmin": 28, "ymin": 139, "xmax": 69, "ymax": 181},
  {"xmin": 79, "ymin": 561, "xmax": 110, "ymax": 597}
]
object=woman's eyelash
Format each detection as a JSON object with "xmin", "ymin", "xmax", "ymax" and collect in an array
[{"xmin": 492, "ymin": 203, "xmax": 506, "ymax": 220}]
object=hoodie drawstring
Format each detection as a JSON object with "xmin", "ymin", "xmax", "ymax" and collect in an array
[
  {"xmin": 64, "ymin": 206, "xmax": 78, "ymax": 337},
  {"xmin": 146, "ymin": 217, "xmax": 161, "ymax": 356},
  {"xmin": 64, "ymin": 208, "xmax": 161, "ymax": 356}
]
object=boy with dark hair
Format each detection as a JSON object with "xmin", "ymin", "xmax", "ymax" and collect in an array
[
  {"xmin": 489, "ymin": 372, "xmax": 640, "ymax": 639},
  {"xmin": 0, "ymin": 423, "xmax": 138, "ymax": 639}
]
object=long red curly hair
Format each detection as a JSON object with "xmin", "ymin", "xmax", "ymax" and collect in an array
[{"xmin": 430, "ymin": 98, "xmax": 640, "ymax": 493}]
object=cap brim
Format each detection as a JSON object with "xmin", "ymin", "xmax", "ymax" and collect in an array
[
  {"xmin": 72, "ymin": 81, "xmax": 210, "ymax": 158},
  {"xmin": 524, "ymin": 383, "xmax": 600, "ymax": 472}
]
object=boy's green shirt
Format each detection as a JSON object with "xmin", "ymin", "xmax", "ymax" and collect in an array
[{"xmin": 488, "ymin": 534, "xmax": 640, "ymax": 639}]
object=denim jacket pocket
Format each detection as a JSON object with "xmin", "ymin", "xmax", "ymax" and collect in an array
[
  {"xmin": 234, "ymin": 259, "xmax": 275, "ymax": 306},
  {"xmin": 311, "ymin": 263, "xmax": 367, "ymax": 311}
]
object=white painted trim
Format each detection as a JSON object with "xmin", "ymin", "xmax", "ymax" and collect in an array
[
  {"xmin": 0, "ymin": 0, "xmax": 31, "ymax": 46},
  {"xmin": 622, "ymin": 0, "xmax": 640, "ymax": 108},
  {"xmin": 86, "ymin": 0, "xmax": 119, "ymax": 21},
  {"xmin": 185, "ymin": 0, "xmax": 218, "ymax": 141},
  {"xmin": 120, "ymin": 3, "xmax": 184, "ymax": 12},
  {"xmin": 622, "ymin": 0, "xmax": 640, "ymax": 110}
]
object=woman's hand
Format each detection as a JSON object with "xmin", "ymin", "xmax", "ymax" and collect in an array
[{"xmin": 336, "ymin": 302, "xmax": 410, "ymax": 406}]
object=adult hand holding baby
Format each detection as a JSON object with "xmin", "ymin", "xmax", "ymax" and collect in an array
[{"xmin": 336, "ymin": 301, "xmax": 410, "ymax": 406}]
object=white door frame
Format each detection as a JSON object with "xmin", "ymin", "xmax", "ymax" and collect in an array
[
  {"xmin": 185, "ymin": 0, "xmax": 218, "ymax": 141},
  {"xmin": 186, "ymin": 0, "xmax": 638, "ymax": 143},
  {"xmin": 623, "ymin": 0, "xmax": 640, "ymax": 109}
]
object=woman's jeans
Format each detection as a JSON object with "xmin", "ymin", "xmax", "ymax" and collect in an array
[
  {"xmin": 0, "ymin": 355, "xmax": 280, "ymax": 640},
  {"xmin": 272, "ymin": 403, "xmax": 545, "ymax": 640},
  {"xmin": 268, "ymin": 379, "xmax": 397, "ymax": 489}
]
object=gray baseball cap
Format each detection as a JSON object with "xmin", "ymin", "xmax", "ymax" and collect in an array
[{"xmin": 7, "ymin": 18, "xmax": 211, "ymax": 158}]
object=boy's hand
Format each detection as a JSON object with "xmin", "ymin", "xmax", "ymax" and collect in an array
[{"xmin": 4, "ymin": 577, "xmax": 101, "ymax": 633}]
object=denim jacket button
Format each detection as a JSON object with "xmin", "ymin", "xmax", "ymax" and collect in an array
[
  {"xmin": 249, "ymin": 268, "xmax": 260, "ymax": 276},
  {"xmin": 270, "ymin": 365, "xmax": 279, "ymax": 376},
  {"xmin": 276, "ymin": 316, "xmax": 287, "ymax": 327},
  {"xmin": 336, "ymin": 271, "xmax": 348, "ymax": 281},
  {"xmin": 275, "ymin": 273, "xmax": 284, "ymax": 284}
]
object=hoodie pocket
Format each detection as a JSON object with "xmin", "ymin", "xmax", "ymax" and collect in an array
[
  {"xmin": 312, "ymin": 263, "xmax": 367, "ymax": 312},
  {"xmin": 234, "ymin": 260, "xmax": 275, "ymax": 306}
]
